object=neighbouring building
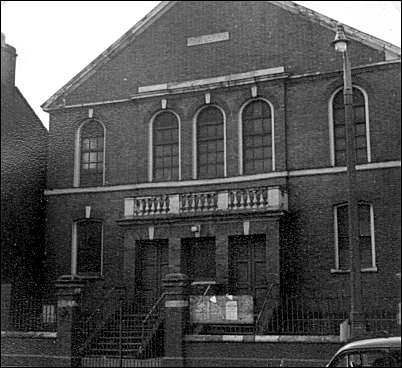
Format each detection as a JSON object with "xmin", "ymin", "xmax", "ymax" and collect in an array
[
  {"xmin": 40, "ymin": 1, "xmax": 400, "ymax": 364},
  {"xmin": 1, "ymin": 33, "xmax": 48, "ymax": 327}
]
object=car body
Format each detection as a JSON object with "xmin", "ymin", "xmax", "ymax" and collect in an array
[{"xmin": 326, "ymin": 336, "xmax": 401, "ymax": 367}]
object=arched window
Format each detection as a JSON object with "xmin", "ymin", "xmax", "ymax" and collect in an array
[
  {"xmin": 242, "ymin": 100, "xmax": 273, "ymax": 174},
  {"xmin": 72, "ymin": 219, "xmax": 103, "ymax": 276},
  {"xmin": 333, "ymin": 202, "xmax": 376, "ymax": 272},
  {"xmin": 79, "ymin": 120, "xmax": 105, "ymax": 187},
  {"xmin": 332, "ymin": 87, "xmax": 370, "ymax": 166},
  {"xmin": 153, "ymin": 112, "xmax": 179, "ymax": 182},
  {"xmin": 196, "ymin": 107, "xmax": 225, "ymax": 179}
]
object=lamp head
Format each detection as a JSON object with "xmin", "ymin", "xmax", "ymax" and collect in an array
[{"xmin": 332, "ymin": 24, "xmax": 349, "ymax": 53}]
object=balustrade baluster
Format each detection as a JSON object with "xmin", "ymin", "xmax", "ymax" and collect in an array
[
  {"xmin": 199, "ymin": 194, "xmax": 205, "ymax": 211},
  {"xmin": 156, "ymin": 197, "xmax": 161, "ymax": 213},
  {"xmin": 140, "ymin": 199, "xmax": 146, "ymax": 216},
  {"xmin": 238, "ymin": 190, "xmax": 245, "ymax": 209},
  {"xmin": 190, "ymin": 194, "xmax": 195, "ymax": 211},
  {"xmin": 164, "ymin": 196, "xmax": 169, "ymax": 213},
  {"xmin": 246, "ymin": 190, "xmax": 252, "ymax": 208},
  {"xmin": 228, "ymin": 191, "xmax": 233, "ymax": 209}
]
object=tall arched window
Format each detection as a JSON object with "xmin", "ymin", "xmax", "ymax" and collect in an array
[
  {"xmin": 79, "ymin": 120, "xmax": 105, "ymax": 187},
  {"xmin": 242, "ymin": 100, "xmax": 273, "ymax": 174},
  {"xmin": 332, "ymin": 87, "xmax": 370, "ymax": 166},
  {"xmin": 153, "ymin": 112, "xmax": 179, "ymax": 182},
  {"xmin": 196, "ymin": 107, "xmax": 225, "ymax": 179}
]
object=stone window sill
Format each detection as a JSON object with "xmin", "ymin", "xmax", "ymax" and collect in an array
[{"xmin": 330, "ymin": 267, "xmax": 378, "ymax": 274}]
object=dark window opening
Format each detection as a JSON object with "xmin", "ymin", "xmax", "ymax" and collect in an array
[
  {"xmin": 182, "ymin": 237, "xmax": 216, "ymax": 282},
  {"xmin": 76, "ymin": 220, "xmax": 102, "ymax": 275},
  {"xmin": 336, "ymin": 203, "xmax": 373, "ymax": 270}
]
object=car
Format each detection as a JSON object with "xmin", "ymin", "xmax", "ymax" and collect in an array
[{"xmin": 326, "ymin": 336, "xmax": 401, "ymax": 367}]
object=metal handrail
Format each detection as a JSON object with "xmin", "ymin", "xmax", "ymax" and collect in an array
[
  {"xmin": 79, "ymin": 285, "xmax": 125, "ymax": 354},
  {"xmin": 255, "ymin": 282, "xmax": 279, "ymax": 332},
  {"xmin": 140, "ymin": 292, "xmax": 167, "ymax": 355}
]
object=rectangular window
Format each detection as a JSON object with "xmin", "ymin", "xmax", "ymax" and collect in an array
[
  {"xmin": 181, "ymin": 237, "xmax": 216, "ymax": 281},
  {"xmin": 334, "ymin": 203, "xmax": 376, "ymax": 271},
  {"xmin": 76, "ymin": 220, "xmax": 103, "ymax": 276}
]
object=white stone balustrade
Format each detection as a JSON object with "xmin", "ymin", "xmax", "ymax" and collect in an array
[{"xmin": 124, "ymin": 186, "xmax": 287, "ymax": 217}]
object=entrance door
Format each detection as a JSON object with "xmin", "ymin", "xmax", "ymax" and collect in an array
[
  {"xmin": 135, "ymin": 240, "xmax": 169, "ymax": 308},
  {"xmin": 229, "ymin": 235, "xmax": 267, "ymax": 313}
]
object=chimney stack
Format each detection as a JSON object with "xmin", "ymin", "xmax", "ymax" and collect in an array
[
  {"xmin": 1, "ymin": 32, "xmax": 17, "ymax": 88},
  {"xmin": 1, "ymin": 33, "xmax": 17, "ymax": 132}
]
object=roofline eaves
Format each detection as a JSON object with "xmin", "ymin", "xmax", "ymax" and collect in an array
[
  {"xmin": 271, "ymin": 1, "xmax": 401, "ymax": 56},
  {"xmin": 41, "ymin": 1, "xmax": 176, "ymax": 111}
]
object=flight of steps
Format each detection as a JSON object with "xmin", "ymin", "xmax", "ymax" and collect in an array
[{"xmin": 83, "ymin": 307, "xmax": 160, "ymax": 358}]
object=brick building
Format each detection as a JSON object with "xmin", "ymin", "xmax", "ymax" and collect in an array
[
  {"xmin": 41, "ymin": 1, "xmax": 400, "ymax": 361},
  {"xmin": 1, "ymin": 33, "xmax": 48, "ymax": 316}
]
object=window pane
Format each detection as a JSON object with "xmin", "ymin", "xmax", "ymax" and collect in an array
[
  {"xmin": 82, "ymin": 139, "xmax": 90, "ymax": 151},
  {"xmin": 361, "ymin": 351, "xmax": 392, "ymax": 367},
  {"xmin": 355, "ymin": 136, "xmax": 367, "ymax": 149},
  {"xmin": 338, "ymin": 237, "xmax": 350, "ymax": 270},
  {"xmin": 355, "ymin": 123, "xmax": 366, "ymax": 136},
  {"xmin": 356, "ymin": 148, "xmax": 367, "ymax": 164},
  {"xmin": 359, "ymin": 236, "xmax": 372, "ymax": 269},
  {"xmin": 90, "ymin": 138, "xmax": 97, "ymax": 150},
  {"xmin": 358, "ymin": 205, "xmax": 371, "ymax": 236},
  {"xmin": 82, "ymin": 153, "xmax": 89, "ymax": 163},
  {"xmin": 354, "ymin": 106, "xmax": 365, "ymax": 123},
  {"xmin": 90, "ymin": 152, "xmax": 97, "ymax": 162},
  {"xmin": 337, "ymin": 206, "xmax": 348, "ymax": 237}
]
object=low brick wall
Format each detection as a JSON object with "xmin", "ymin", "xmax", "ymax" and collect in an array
[
  {"xmin": 184, "ymin": 335, "xmax": 342, "ymax": 367},
  {"xmin": 1, "ymin": 331, "xmax": 70, "ymax": 367}
]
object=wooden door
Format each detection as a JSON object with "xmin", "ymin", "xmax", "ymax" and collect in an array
[
  {"xmin": 229, "ymin": 235, "xmax": 267, "ymax": 313},
  {"xmin": 136, "ymin": 240, "xmax": 169, "ymax": 308}
]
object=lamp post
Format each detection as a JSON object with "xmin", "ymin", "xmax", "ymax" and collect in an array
[{"xmin": 332, "ymin": 24, "xmax": 365, "ymax": 338}]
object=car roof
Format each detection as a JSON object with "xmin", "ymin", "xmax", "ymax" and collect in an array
[{"xmin": 337, "ymin": 336, "xmax": 401, "ymax": 354}]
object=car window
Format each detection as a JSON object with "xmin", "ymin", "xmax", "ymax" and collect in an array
[
  {"xmin": 331, "ymin": 352, "xmax": 348, "ymax": 367},
  {"xmin": 361, "ymin": 350, "xmax": 392, "ymax": 367},
  {"xmin": 389, "ymin": 349, "xmax": 401, "ymax": 367},
  {"xmin": 347, "ymin": 352, "xmax": 362, "ymax": 367}
]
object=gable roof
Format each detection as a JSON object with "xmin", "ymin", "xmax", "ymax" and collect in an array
[{"xmin": 42, "ymin": 1, "xmax": 401, "ymax": 111}]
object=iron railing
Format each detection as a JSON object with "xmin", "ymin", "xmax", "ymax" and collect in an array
[
  {"xmin": 138, "ymin": 293, "xmax": 166, "ymax": 359},
  {"xmin": 255, "ymin": 282, "xmax": 279, "ymax": 334},
  {"xmin": 78, "ymin": 286, "xmax": 126, "ymax": 355},
  {"xmin": 259, "ymin": 295, "xmax": 400, "ymax": 336}
]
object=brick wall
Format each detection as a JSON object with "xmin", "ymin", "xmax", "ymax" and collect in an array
[
  {"xmin": 59, "ymin": 1, "xmax": 384, "ymax": 106},
  {"xmin": 43, "ymin": 1, "xmax": 400, "ymax": 318}
]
